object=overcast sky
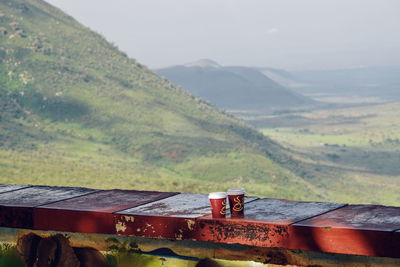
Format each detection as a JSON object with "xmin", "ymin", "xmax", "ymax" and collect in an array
[{"xmin": 45, "ymin": 0, "xmax": 400, "ymax": 70}]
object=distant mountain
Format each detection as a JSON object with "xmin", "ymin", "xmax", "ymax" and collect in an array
[
  {"xmin": 156, "ymin": 60, "xmax": 314, "ymax": 111},
  {"xmin": 0, "ymin": 0, "xmax": 322, "ymax": 200}
]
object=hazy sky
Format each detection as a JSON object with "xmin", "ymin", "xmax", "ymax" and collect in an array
[{"xmin": 45, "ymin": 0, "xmax": 400, "ymax": 70}]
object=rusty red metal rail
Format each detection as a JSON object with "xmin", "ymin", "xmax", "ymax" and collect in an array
[{"xmin": 0, "ymin": 184, "xmax": 399, "ymax": 258}]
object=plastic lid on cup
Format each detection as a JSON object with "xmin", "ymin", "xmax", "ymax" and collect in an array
[
  {"xmin": 227, "ymin": 188, "xmax": 245, "ymax": 195},
  {"xmin": 208, "ymin": 192, "xmax": 227, "ymax": 199}
]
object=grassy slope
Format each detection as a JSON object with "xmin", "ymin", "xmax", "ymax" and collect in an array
[
  {"xmin": 0, "ymin": 0, "xmax": 322, "ymax": 200},
  {"xmin": 255, "ymin": 102, "xmax": 400, "ymax": 205}
]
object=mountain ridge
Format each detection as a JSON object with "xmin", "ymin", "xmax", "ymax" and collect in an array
[
  {"xmin": 183, "ymin": 58, "xmax": 221, "ymax": 68},
  {"xmin": 156, "ymin": 61, "xmax": 314, "ymax": 111}
]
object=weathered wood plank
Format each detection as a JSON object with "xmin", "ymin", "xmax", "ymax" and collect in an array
[
  {"xmin": 0, "ymin": 186, "xmax": 97, "ymax": 228},
  {"xmin": 118, "ymin": 193, "xmax": 257, "ymax": 218},
  {"xmin": 34, "ymin": 190, "xmax": 179, "ymax": 234},
  {"xmin": 118, "ymin": 194, "xmax": 211, "ymax": 218},
  {"xmin": 234, "ymin": 198, "xmax": 346, "ymax": 224},
  {"xmin": 294, "ymin": 204, "xmax": 400, "ymax": 231},
  {"xmin": 288, "ymin": 205, "xmax": 400, "ymax": 258},
  {"xmin": 0, "ymin": 184, "xmax": 30, "ymax": 194},
  {"xmin": 114, "ymin": 194, "xmax": 213, "ymax": 239},
  {"xmin": 37, "ymin": 189, "xmax": 178, "ymax": 212},
  {"xmin": 0, "ymin": 185, "xmax": 97, "ymax": 207}
]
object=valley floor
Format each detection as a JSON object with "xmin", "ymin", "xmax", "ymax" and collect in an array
[{"xmin": 242, "ymin": 101, "xmax": 400, "ymax": 206}]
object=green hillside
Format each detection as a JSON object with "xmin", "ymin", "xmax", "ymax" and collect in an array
[{"xmin": 0, "ymin": 0, "xmax": 324, "ymax": 201}]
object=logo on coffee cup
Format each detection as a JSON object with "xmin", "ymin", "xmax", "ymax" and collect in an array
[
  {"xmin": 220, "ymin": 199, "xmax": 227, "ymax": 215},
  {"xmin": 233, "ymin": 196, "xmax": 243, "ymax": 212}
]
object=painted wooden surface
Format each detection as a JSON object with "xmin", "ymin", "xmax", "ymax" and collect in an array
[
  {"xmin": 230, "ymin": 198, "xmax": 345, "ymax": 224},
  {"xmin": 195, "ymin": 198, "xmax": 345, "ymax": 248},
  {"xmin": 0, "ymin": 185, "xmax": 96, "ymax": 229},
  {"xmin": 289, "ymin": 204, "xmax": 400, "ymax": 258},
  {"xmin": 115, "ymin": 193, "xmax": 218, "ymax": 239},
  {"xmin": 114, "ymin": 194, "xmax": 258, "ymax": 240},
  {"xmin": 118, "ymin": 194, "xmax": 257, "ymax": 218},
  {"xmin": 0, "ymin": 184, "xmax": 30, "ymax": 194},
  {"xmin": 0, "ymin": 186, "xmax": 97, "ymax": 207},
  {"xmin": 119, "ymin": 194, "xmax": 212, "ymax": 218},
  {"xmin": 294, "ymin": 204, "xmax": 400, "ymax": 231},
  {"xmin": 0, "ymin": 184, "xmax": 399, "ymax": 258},
  {"xmin": 38, "ymin": 189, "xmax": 178, "ymax": 212},
  {"xmin": 35, "ymin": 190, "xmax": 178, "ymax": 234}
]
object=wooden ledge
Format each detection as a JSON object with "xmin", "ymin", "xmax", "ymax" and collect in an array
[{"xmin": 0, "ymin": 184, "xmax": 399, "ymax": 258}]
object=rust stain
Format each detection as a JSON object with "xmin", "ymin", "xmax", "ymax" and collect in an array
[{"xmin": 210, "ymin": 221, "xmax": 289, "ymax": 244}]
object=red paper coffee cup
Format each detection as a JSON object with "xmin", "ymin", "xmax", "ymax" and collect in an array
[
  {"xmin": 227, "ymin": 188, "xmax": 245, "ymax": 217},
  {"xmin": 208, "ymin": 192, "xmax": 227, "ymax": 218}
]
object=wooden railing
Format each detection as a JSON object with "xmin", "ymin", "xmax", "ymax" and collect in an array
[{"xmin": 0, "ymin": 184, "xmax": 399, "ymax": 263}]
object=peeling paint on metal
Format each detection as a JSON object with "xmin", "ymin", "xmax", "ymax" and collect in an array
[
  {"xmin": 175, "ymin": 233, "xmax": 183, "ymax": 240},
  {"xmin": 185, "ymin": 219, "xmax": 195, "ymax": 231},
  {"xmin": 123, "ymin": 215, "xmax": 135, "ymax": 222},
  {"xmin": 115, "ymin": 221, "xmax": 127, "ymax": 233}
]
